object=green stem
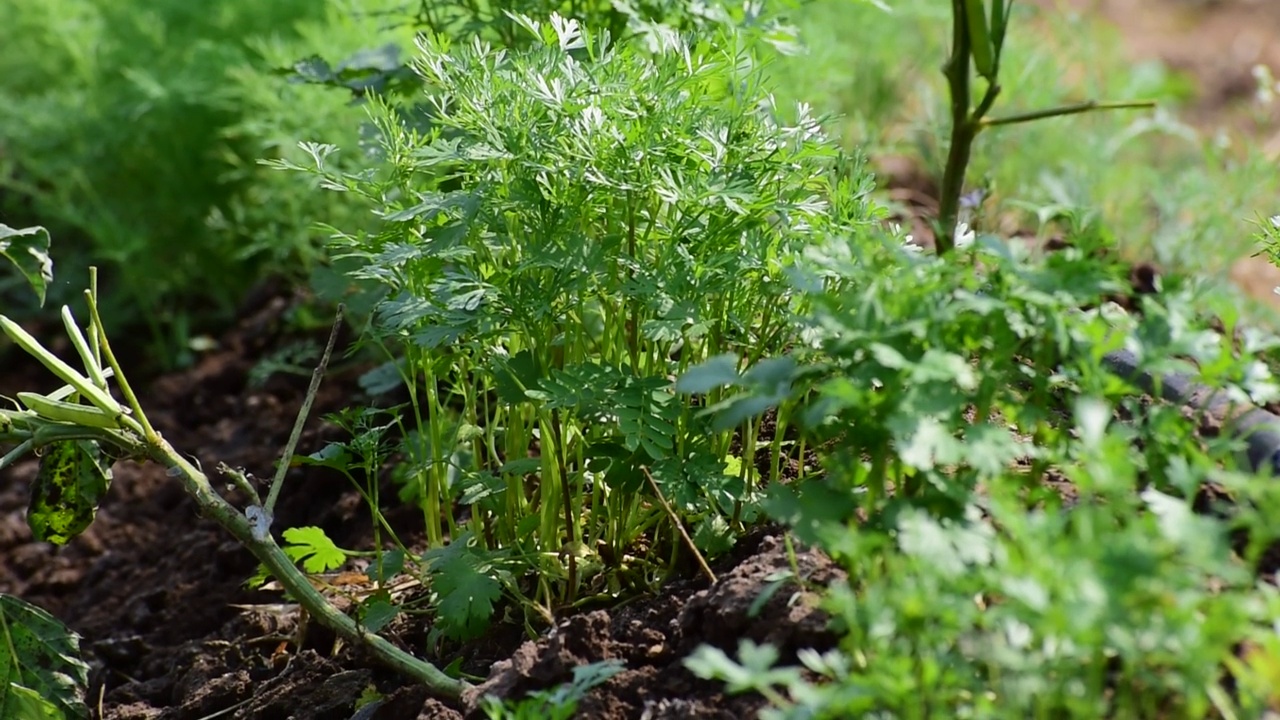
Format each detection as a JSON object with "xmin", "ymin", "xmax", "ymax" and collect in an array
[
  {"xmin": 768, "ymin": 405, "xmax": 787, "ymax": 486},
  {"xmin": 424, "ymin": 375, "xmax": 446, "ymax": 547},
  {"xmin": 263, "ymin": 305, "xmax": 344, "ymax": 516},
  {"xmin": 626, "ymin": 195, "xmax": 641, "ymax": 372},
  {"xmin": 980, "ymin": 99, "xmax": 1156, "ymax": 128},
  {"xmin": 86, "ymin": 291, "xmax": 157, "ymax": 443},
  {"xmin": 937, "ymin": 0, "xmax": 983, "ymax": 255},
  {"xmin": 552, "ymin": 410, "xmax": 578, "ymax": 604},
  {"xmin": 150, "ymin": 436, "xmax": 469, "ymax": 698},
  {"xmin": 936, "ymin": 0, "xmax": 999, "ymax": 254}
]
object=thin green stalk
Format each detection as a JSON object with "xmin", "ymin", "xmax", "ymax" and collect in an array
[
  {"xmin": 626, "ymin": 195, "xmax": 641, "ymax": 372},
  {"xmin": 88, "ymin": 269, "xmax": 102, "ymax": 367},
  {"xmin": 867, "ymin": 451, "xmax": 888, "ymax": 509},
  {"xmin": 768, "ymin": 406, "xmax": 788, "ymax": 486},
  {"xmin": 504, "ymin": 406, "xmax": 533, "ymax": 546},
  {"xmin": 85, "ymin": 291, "xmax": 156, "ymax": 443},
  {"xmin": 424, "ymin": 372, "xmax": 447, "ymax": 548},
  {"xmin": 262, "ymin": 305, "xmax": 344, "ymax": 517},
  {"xmin": 796, "ymin": 436, "xmax": 809, "ymax": 481},
  {"xmin": 551, "ymin": 410, "xmax": 578, "ymax": 604},
  {"xmin": 364, "ymin": 451, "xmax": 385, "ymax": 579},
  {"xmin": 400, "ymin": 357, "xmax": 435, "ymax": 544},
  {"xmin": 747, "ymin": 299, "xmax": 778, "ymax": 367},
  {"xmin": 586, "ymin": 443, "xmax": 605, "ymax": 554},
  {"xmin": 0, "ymin": 439, "xmax": 35, "ymax": 469},
  {"xmin": 732, "ymin": 417, "xmax": 759, "ymax": 526},
  {"xmin": 980, "ymin": 99, "xmax": 1156, "ymax": 128},
  {"xmin": 536, "ymin": 413, "xmax": 561, "ymax": 564},
  {"xmin": 220, "ymin": 464, "xmax": 263, "ymax": 506}
]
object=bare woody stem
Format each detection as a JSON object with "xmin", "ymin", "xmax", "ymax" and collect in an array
[
  {"xmin": 12, "ymin": 291, "xmax": 466, "ymax": 699},
  {"xmin": 643, "ymin": 467, "xmax": 717, "ymax": 585}
]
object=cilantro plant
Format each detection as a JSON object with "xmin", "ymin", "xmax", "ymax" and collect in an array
[
  {"xmin": 682, "ymin": 219, "xmax": 1280, "ymax": 716},
  {"xmin": 286, "ymin": 15, "xmax": 871, "ymax": 634}
]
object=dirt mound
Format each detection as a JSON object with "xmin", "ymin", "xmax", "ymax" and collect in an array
[{"xmin": 462, "ymin": 534, "xmax": 842, "ymax": 719}]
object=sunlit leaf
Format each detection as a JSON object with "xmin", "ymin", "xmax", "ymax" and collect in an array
[
  {"xmin": 0, "ymin": 224, "xmax": 53, "ymax": 307},
  {"xmin": 282, "ymin": 526, "xmax": 347, "ymax": 574},
  {"xmin": 27, "ymin": 440, "xmax": 112, "ymax": 545}
]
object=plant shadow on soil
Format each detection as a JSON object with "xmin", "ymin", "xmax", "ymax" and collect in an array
[{"xmin": 0, "ymin": 282, "xmax": 843, "ymax": 720}]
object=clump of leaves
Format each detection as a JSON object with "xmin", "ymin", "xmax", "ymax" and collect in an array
[
  {"xmin": 288, "ymin": 0, "xmax": 804, "ymax": 105},
  {"xmin": 0, "ymin": 0, "xmax": 409, "ymax": 367},
  {"xmin": 283, "ymin": 14, "xmax": 876, "ymax": 636},
  {"xmin": 681, "ymin": 216, "xmax": 1280, "ymax": 715}
]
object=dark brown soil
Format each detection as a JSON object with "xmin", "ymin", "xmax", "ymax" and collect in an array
[{"xmin": 0, "ymin": 285, "xmax": 841, "ymax": 719}]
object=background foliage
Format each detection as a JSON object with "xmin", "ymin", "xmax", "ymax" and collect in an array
[{"xmin": 0, "ymin": 0, "xmax": 408, "ymax": 364}]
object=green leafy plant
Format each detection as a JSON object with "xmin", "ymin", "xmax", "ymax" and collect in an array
[
  {"xmin": 678, "ymin": 210, "xmax": 1280, "ymax": 716},
  {"xmin": 688, "ymin": 490, "xmax": 1277, "ymax": 717},
  {"xmin": 0, "ymin": 10, "xmax": 870, "ymax": 696},
  {"xmin": 284, "ymin": 407, "xmax": 523, "ymax": 644},
  {"xmin": 287, "ymin": 0, "xmax": 804, "ymax": 104},
  {"xmin": 286, "ymin": 13, "xmax": 875, "ymax": 636}
]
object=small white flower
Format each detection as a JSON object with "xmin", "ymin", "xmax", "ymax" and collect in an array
[
  {"xmin": 1270, "ymin": 215, "xmax": 1280, "ymax": 229},
  {"xmin": 954, "ymin": 221, "xmax": 976, "ymax": 249}
]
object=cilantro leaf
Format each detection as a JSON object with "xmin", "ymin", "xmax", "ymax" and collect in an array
[
  {"xmin": 282, "ymin": 526, "xmax": 347, "ymax": 573},
  {"xmin": 427, "ymin": 540, "xmax": 502, "ymax": 642}
]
